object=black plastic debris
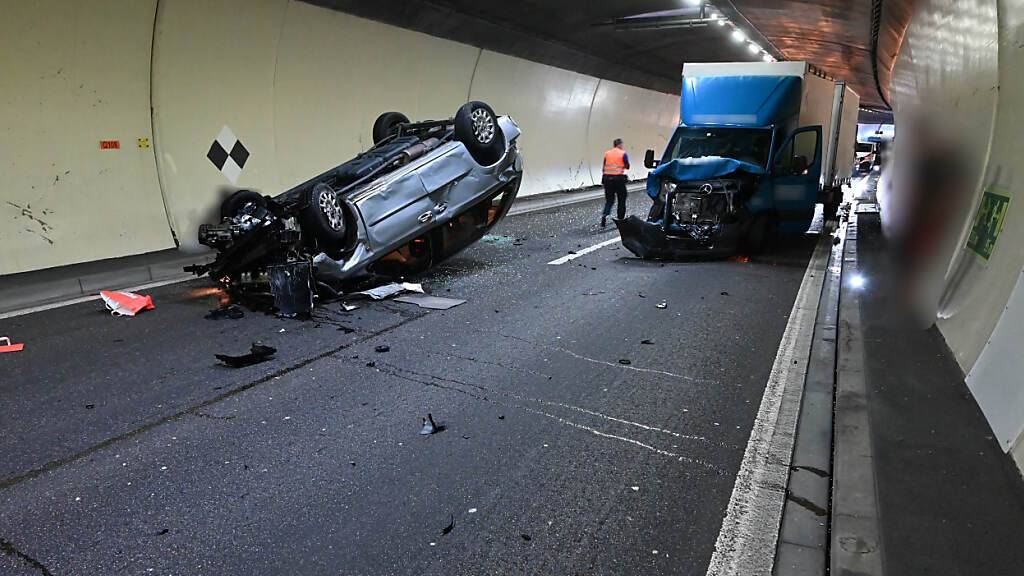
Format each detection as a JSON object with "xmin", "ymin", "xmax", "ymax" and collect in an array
[
  {"xmin": 618, "ymin": 359, "xmax": 632, "ymax": 365},
  {"xmin": 521, "ymin": 534, "xmax": 532, "ymax": 541},
  {"xmin": 498, "ymin": 415, "xmax": 505, "ymax": 420},
  {"xmin": 720, "ymin": 291, "xmax": 730, "ymax": 296},
  {"xmin": 205, "ymin": 305, "xmax": 244, "ymax": 320},
  {"xmin": 375, "ymin": 345, "xmax": 390, "ymax": 353},
  {"xmin": 420, "ymin": 413, "xmax": 442, "ymax": 435},
  {"xmin": 366, "ymin": 361, "xmax": 377, "ymax": 368},
  {"xmin": 268, "ymin": 261, "xmax": 314, "ymax": 318},
  {"xmin": 641, "ymin": 339, "xmax": 655, "ymax": 345},
  {"xmin": 442, "ymin": 514, "xmax": 455, "ymax": 536},
  {"xmin": 85, "ymin": 404, "xmax": 95, "ymax": 410},
  {"xmin": 215, "ymin": 343, "xmax": 277, "ymax": 368}
]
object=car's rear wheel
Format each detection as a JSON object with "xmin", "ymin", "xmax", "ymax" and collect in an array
[
  {"xmin": 220, "ymin": 189, "xmax": 265, "ymax": 219},
  {"xmin": 372, "ymin": 111, "xmax": 410, "ymax": 145},
  {"xmin": 300, "ymin": 183, "xmax": 350, "ymax": 256},
  {"xmin": 455, "ymin": 101, "xmax": 505, "ymax": 166}
]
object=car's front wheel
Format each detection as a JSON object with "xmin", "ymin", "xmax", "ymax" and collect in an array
[
  {"xmin": 300, "ymin": 183, "xmax": 350, "ymax": 256},
  {"xmin": 455, "ymin": 101, "xmax": 506, "ymax": 166},
  {"xmin": 372, "ymin": 111, "xmax": 410, "ymax": 145}
]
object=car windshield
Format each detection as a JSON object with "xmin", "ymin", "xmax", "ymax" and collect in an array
[{"xmin": 663, "ymin": 127, "xmax": 773, "ymax": 167}]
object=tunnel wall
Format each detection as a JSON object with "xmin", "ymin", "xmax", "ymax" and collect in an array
[
  {"xmin": 0, "ymin": 0, "xmax": 177, "ymax": 274},
  {"xmin": 888, "ymin": 0, "xmax": 1024, "ymax": 467},
  {"xmin": 0, "ymin": 0, "xmax": 679, "ymax": 271}
]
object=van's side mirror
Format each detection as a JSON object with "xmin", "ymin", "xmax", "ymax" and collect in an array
[{"xmin": 644, "ymin": 149, "xmax": 658, "ymax": 169}]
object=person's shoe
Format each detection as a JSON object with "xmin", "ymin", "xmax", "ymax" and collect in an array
[{"xmin": 600, "ymin": 216, "xmax": 607, "ymax": 228}]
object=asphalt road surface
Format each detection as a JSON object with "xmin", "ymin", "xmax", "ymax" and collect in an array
[{"xmin": 0, "ymin": 195, "xmax": 815, "ymax": 576}]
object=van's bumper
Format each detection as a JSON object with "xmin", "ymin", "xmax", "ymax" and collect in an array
[{"xmin": 614, "ymin": 216, "xmax": 740, "ymax": 259}]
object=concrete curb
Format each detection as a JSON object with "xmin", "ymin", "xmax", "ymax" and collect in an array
[{"xmin": 830, "ymin": 214, "xmax": 885, "ymax": 575}]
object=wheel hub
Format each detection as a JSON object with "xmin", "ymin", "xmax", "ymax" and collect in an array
[
  {"xmin": 317, "ymin": 188, "xmax": 345, "ymax": 232},
  {"xmin": 470, "ymin": 108, "xmax": 495, "ymax": 144}
]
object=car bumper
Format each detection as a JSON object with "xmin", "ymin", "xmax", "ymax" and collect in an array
[{"xmin": 614, "ymin": 216, "xmax": 741, "ymax": 259}]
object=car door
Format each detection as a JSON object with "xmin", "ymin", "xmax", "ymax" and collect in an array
[{"xmin": 769, "ymin": 125, "xmax": 822, "ymax": 233}]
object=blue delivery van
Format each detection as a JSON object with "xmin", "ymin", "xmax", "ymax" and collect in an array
[{"xmin": 617, "ymin": 62, "xmax": 859, "ymax": 258}]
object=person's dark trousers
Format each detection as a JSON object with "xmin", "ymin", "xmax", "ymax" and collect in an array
[{"xmin": 602, "ymin": 176, "xmax": 628, "ymax": 220}]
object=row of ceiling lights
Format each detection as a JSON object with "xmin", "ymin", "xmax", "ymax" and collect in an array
[{"xmin": 685, "ymin": 0, "xmax": 778, "ymax": 62}]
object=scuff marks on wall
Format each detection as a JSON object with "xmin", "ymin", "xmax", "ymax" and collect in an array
[{"xmin": 5, "ymin": 201, "xmax": 56, "ymax": 245}]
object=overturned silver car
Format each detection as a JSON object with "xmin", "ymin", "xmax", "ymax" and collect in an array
[{"xmin": 187, "ymin": 102, "xmax": 522, "ymax": 304}]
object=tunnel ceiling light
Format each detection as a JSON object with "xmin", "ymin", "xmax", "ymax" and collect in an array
[
  {"xmin": 850, "ymin": 274, "xmax": 867, "ymax": 289},
  {"xmin": 748, "ymin": 43, "xmax": 761, "ymax": 54},
  {"xmin": 717, "ymin": 18, "xmax": 727, "ymax": 26},
  {"xmin": 731, "ymin": 29, "xmax": 746, "ymax": 42}
]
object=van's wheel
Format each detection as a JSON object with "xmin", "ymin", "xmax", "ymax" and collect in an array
[
  {"xmin": 455, "ymin": 101, "xmax": 505, "ymax": 166},
  {"xmin": 220, "ymin": 190, "xmax": 265, "ymax": 219},
  {"xmin": 372, "ymin": 112, "xmax": 410, "ymax": 145},
  {"xmin": 300, "ymin": 183, "xmax": 350, "ymax": 256}
]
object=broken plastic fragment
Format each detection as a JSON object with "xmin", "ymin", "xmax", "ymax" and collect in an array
[
  {"xmin": 420, "ymin": 413, "xmax": 441, "ymax": 435},
  {"xmin": 205, "ymin": 305, "xmax": 244, "ymax": 320},
  {"xmin": 618, "ymin": 359, "xmax": 632, "ymax": 365},
  {"xmin": 354, "ymin": 282, "xmax": 424, "ymax": 300},
  {"xmin": 341, "ymin": 302, "xmax": 359, "ymax": 312},
  {"xmin": 215, "ymin": 343, "xmax": 277, "ymax": 368},
  {"xmin": 100, "ymin": 290, "xmax": 155, "ymax": 317},
  {"xmin": 0, "ymin": 337, "xmax": 25, "ymax": 354},
  {"xmin": 641, "ymin": 339, "xmax": 655, "ymax": 345},
  {"xmin": 441, "ymin": 513, "xmax": 455, "ymax": 535},
  {"xmin": 394, "ymin": 295, "xmax": 467, "ymax": 310},
  {"xmin": 375, "ymin": 345, "xmax": 390, "ymax": 353},
  {"xmin": 656, "ymin": 302, "xmax": 668, "ymax": 309}
]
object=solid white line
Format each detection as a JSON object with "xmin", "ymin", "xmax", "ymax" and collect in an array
[
  {"xmin": 547, "ymin": 237, "xmax": 621, "ymax": 265},
  {"xmin": 0, "ymin": 275, "xmax": 198, "ymax": 320},
  {"xmin": 704, "ymin": 234, "xmax": 833, "ymax": 576}
]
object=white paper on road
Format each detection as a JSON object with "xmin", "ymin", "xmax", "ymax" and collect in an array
[
  {"xmin": 394, "ymin": 295, "xmax": 467, "ymax": 310},
  {"xmin": 354, "ymin": 282, "xmax": 424, "ymax": 300}
]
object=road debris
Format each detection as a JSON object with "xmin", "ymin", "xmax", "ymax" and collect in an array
[
  {"xmin": 420, "ymin": 413, "xmax": 442, "ymax": 435},
  {"xmin": 394, "ymin": 295, "xmax": 467, "ymax": 310},
  {"xmin": 521, "ymin": 534, "xmax": 532, "ymax": 541},
  {"xmin": 269, "ymin": 262, "xmax": 315, "ymax": 318},
  {"xmin": 100, "ymin": 290, "xmax": 155, "ymax": 317},
  {"xmin": 618, "ymin": 359, "xmax": 633, "ymax": 365},
  {"xmin": 354, "ymin": 282, "xmax": 424, "ymax": 301},
  {"xmin": 641, "ymin": 339, "xmax": 655, "ymax": 345},
  {"xmin": 441, "ymin": 514, "xmax": 455, "ymax": 535},
  {"xmin": 374, "ymin": 345, "xmax": 390, "ymax": 353},
  {"xmin": 205, "ymin": 305, "xmax": 245, "ymax": 320},
  {"xmin": 341, "ymin": 302, "xmax": 360, "ymax": 312},
  {"xmin": 215, "ymin": 343, "xmax": 277, "ymax": 368},
  {"xmin": 0, "ymin": 337, "xmax": 25, "ymax": 353},
  {"xmin": 656, "ymin": 301, "xmax": 668, "ymax": 309},
  {"xmin": 720, "ymin": 291, "xmax": 730, "ymax": 296}
]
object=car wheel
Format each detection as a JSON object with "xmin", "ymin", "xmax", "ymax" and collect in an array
[
  {"xmin": 300, "ymin": 183, "xmax": 350, "ymax": 255},
  {"xmin": 372, "ymin": 112, "xmax": 410, "ymax": 145},
  {"xmin": 454, "ymin": 101, "xmax": 505, "ymax": 166},
  {"xmin": 220, "ymin": 190, "xmax": 265, "ymax": 219}
]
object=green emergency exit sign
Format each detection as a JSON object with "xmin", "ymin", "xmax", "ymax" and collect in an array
[{"xmin": 967, "ymin": 188, "xmax": 1011, "ymax": 260}]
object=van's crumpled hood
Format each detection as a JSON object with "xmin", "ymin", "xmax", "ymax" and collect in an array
[{"xmin": 646, "ymin": 156, "xmax": 765, "ymax": 198}]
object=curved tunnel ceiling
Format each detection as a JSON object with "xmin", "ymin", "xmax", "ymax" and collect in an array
[{"xmin": 308, "ymin": 0, "xmax": 914, "ymax": 110}]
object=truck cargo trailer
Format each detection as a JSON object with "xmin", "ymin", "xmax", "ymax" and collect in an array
[{"xmin": 617, "ymin": 61, "xmax": 859, "ymax": 258}]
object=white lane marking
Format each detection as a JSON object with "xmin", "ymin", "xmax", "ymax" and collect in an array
[
  {"xmin": 547, "ymin": 237, "xmax": 621, "ymax": 265},
  {"xmin": 704, "ymin": 234, "xmax": 833, "ymax": 576},
  {"xmin": 0, "ymin": 275, "xmax": 198, "ymax": 320}
]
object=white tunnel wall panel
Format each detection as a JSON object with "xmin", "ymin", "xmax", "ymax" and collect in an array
[
  {"xmin": 273, "ymin": 2, "xmax": 479, "ymax": 187},
  {"xmin": 469, "ymin": 51, "xmax": 600, "ymax": 196},
  {"xmin": 588, "ymin": 81, "xmax": 681, "ymax": 185},
  {"xmin": 0, "ymin": 0, "xmax": 175, "ymax": 274},
  {"xmin": 151, "ymin": 0, "xmax": 288, "ymax": 252}
]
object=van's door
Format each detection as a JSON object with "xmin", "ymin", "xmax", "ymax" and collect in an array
[{"xmin": 770, "ymin": 126, "xmax": 822, "ymax": 234}]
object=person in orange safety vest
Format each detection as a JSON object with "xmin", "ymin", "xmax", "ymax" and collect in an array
[{"xmin": 601, "ymin": 138, "xmax": 631, "ymax": 227}]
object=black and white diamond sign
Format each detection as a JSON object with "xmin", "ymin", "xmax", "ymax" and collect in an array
[{"xmin": 207, "ymin": 125, "xmax": 249, "ymax": 185}]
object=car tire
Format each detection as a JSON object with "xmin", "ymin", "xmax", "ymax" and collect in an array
[
  {"xmin": 300, "ymin": 183, "xmax": 350, "ymax": 255},
  {"xmin": 454, "ymin": 101, "xmax": 505, "ymax": 166},
  {"xmin": 372, "ymin": 112, "xmax": 410, "ymax": 145},
  {"xmin": 220, "ymin": 190, "xmax": 265, "ymax": 219}
]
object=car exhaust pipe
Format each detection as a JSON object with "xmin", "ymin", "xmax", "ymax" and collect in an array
[{"xmin": 399, "ymin": 137, "xmax": 441, "ymax": 165}]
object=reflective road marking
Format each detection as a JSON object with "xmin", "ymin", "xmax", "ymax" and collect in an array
[{"xmin": 546, "ymin": 237, "xmax": 621, "ymax": 265}]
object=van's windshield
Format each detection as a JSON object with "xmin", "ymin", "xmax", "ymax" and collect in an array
[{"xmin": 663, "ymin": 127, "xmax": 773, "ymax": 167}]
